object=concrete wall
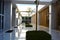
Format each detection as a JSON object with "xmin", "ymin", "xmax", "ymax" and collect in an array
[
  {"xmin": 53, "ymin": 2, "xmax": 60, "ymax": 30},
  {"xmin": 49, "ymin": 1, "xmax": 60, "ymax": 30},
  {"xmin": 31, "ymin": 6, "xmax": 49, "ymax": 27},
  {"xmin": 39, "ymin": 6, "xmax": 49, "ymax": 27},
  {"xmin": 31, "ymin": 13, "xmax": 39, "ymax": 25}
]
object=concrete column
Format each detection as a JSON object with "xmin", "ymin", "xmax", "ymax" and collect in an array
[
  {"xmin": 12, "ymin": 7, "xmax": 16, "ymax": 28},
  {"xmin": 49, "ymin": 5, "xmax": 52, "ymax": 34},
  {"xmin": 4, "ymin": 1, "xmax": 13, "ymax": 40},
  {"xmin": 4, "ymin": 1, "xmax": 12, "ymax": 31},
  {"xmin": 49, "ymin": 4, "xmax": 57, "ymax": 34},
  {"xmin": 11, "ymin": 7, "xmax": 16, "ymax": 40},
  {"xmin": 51, "ymin": 4, "xmax": 57, "ymax": 29}
]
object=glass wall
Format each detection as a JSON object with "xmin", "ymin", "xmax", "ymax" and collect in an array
[
  {"xmin": 0, "ymin": 16, "xmax": 1, "ymax": 29},
  {"xmin": 0, "ymin": 1, "xmax": 4, "ymax": 29}
]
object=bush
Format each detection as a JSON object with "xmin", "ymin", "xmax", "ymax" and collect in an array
[
  {"xmin": 26, "ymin": 31, "xmax": 51, "ymax": 40},
  {"xmin": 25, "ymin": 23, "xmax": 32, "ymax": 27},
  {"xmin": 25, "ymin": 24, "xmax": 32, "ymax": 27}
]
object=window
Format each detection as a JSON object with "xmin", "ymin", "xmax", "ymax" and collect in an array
[
  {"xmin": 0, "ymin": 16, "xmax": 1, "ymax": 29},
  {"xmin": 0, "ymin": 1, "xmax": 4, "ymax": 14},
  {"xmin": 0, "ymin": 1, "xmax": 4, "ymax": 29},
  {"xmin": 2, "ymin": 16, "xmax": 4, "ymax": 29},
  {"xmin": 0, "ymin": 2, "xmax": 1, "ymax": 14}
]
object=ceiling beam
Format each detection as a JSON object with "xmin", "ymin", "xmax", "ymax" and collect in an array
[{"xmin": 12, "ymin": 1, "xmax": 52, "ymax": 5}]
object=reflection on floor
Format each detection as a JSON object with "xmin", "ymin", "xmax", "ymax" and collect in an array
[{"xmin": 0, "ymin": 23, "xmax": 60, "ymax": 40}]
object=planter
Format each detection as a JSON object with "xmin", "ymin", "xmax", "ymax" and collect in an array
[{"xmin": 26, "ymin": 31, "xmax": 51, "ymax": 40}]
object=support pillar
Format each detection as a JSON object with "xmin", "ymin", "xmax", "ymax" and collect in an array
[
  {"xmin": 12, "ymin": 7, "xmax": 16, "ymax": 28},
  {"xmin": 4, "ymin": 1, "xmax": 12, "ymax": 31},
  {"xmin": 49, "ymin": 3, "xmax": 57, "ymax": 34}
]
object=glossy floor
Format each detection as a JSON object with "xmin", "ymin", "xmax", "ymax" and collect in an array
[{"xmin": 0, "ymin": 23, "xmax": 60, "ymax": 40}]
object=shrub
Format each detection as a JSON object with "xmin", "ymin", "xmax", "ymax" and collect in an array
[
  {"xmin": 25, "ymin": 23, "xmax": 32, "ymax": 27},
  {"xmin": 25, "ymin": 24, "xmax": 32, "ymax": 27}
]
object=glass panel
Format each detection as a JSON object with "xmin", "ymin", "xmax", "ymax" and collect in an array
[
  {"xmin": 0, "ymin": 2, "xmax": 4, "ymax": 14},
  {"xmin": 2, "ymin": 2, "xmax": 4, "ymax": 14},
  {"xmin": 0, "ymin": 2, "xmax": 1, "ymax": 14},
  {"xmin": 0, "ymin": 16, "xmax": 1, "ymax": 29},
  {"xmin": 2, "ymin": 16, "xmax": 4, "ymax": 29}
]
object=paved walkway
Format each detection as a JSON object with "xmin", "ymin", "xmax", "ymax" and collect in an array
[
  {"xmin": 17, "ymin": 23, "xmax": 60, "ymax": 40},
  {"xmin": 0, "ymin": 23, "xmax": 60, "ymax": 40}
]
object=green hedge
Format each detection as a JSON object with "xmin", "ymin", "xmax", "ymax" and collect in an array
[
  {"xmin": 25, "ymin": 23, "xmax": 32, "ymax": 27},
  {"xmin": 26, "ymin": 31, "xmax": 51, "ymax": 40},
  {"xmin": 25, "ymin": 24, "xmax": 32, "ymax": 27}
]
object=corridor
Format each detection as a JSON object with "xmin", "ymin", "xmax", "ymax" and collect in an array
[{"xmin": 0, "ymin": 0, "xmax": 60, "ymax": 40}]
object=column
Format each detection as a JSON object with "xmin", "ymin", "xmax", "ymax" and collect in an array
[
  {"xmin": 12, "ymin": 7, "xmax": 16, "ymax": 28},
  {"xmin": 4, "ymin": 1, "xmax": 13, "ymax": 40},
  {"xmin": 49, "ymin": 5, "xmax": 52, "ymax": 34},
  {"xmin": 4, "ymin": 1, "xmax": 12, "ymax": 31},
  {"xmin": 49, "ymin": 3, "xmax": 57, "ymax": 34},
  {"xmin": 51, "ymin": 4, "xmax": 57, "ymax": 29}
]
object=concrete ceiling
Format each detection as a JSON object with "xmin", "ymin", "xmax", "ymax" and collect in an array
[
  {"xmin": 11, "ymin": 0, "xmax": 52, "ymax": 5},
  {"xmin": 4, "ymin": 0, "xmax": 58, "ymax": 5}
]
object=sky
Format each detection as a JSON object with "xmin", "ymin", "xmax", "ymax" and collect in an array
[{"xmin": 16, "ymin": 4, "xmax": 45, "ymax": 16}]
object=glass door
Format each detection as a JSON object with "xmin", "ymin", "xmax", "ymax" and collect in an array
[{"xmin": 0, "ymin": 1, "xmax": 4, "ymax": 31}]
